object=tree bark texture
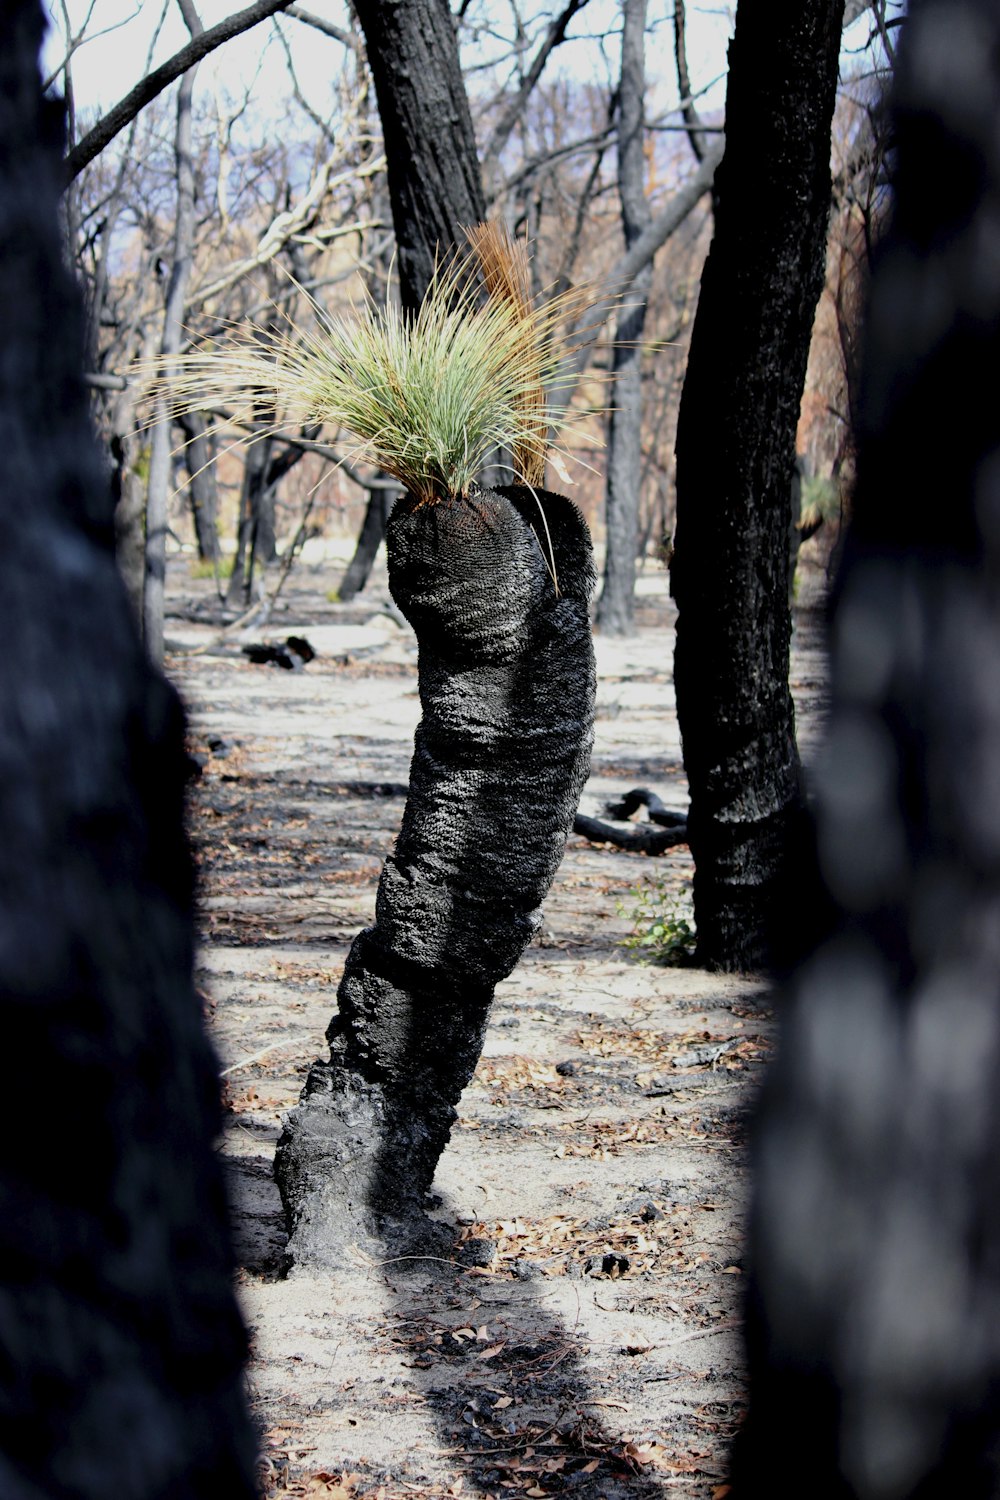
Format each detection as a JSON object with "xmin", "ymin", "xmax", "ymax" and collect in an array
[
  {"xmin": 670, "ymin": 0, "xmax": 845, "ymax": 970},
  {"xmin": 596, "ymin": 0, "xmax": 652, "ymax": 638},
  {"xmin": 732, "ymin": 3, "xmax": 1000, "ymax": 1495},
  {"xmin": 0, "ymin": 6, "xmax": 255, "ymax": 1495},
  {"xmin": 275, "ymin": 488, "xmax": 595, "ymax": 1264},
  {"xmin": 352, "ymin": 0, "xmax": 486, "ymax": 313}
]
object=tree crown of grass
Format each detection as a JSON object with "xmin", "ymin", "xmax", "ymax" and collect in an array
[{"xmin": 155, "ymin": 224, "xmax": 595, "ymax": 507}]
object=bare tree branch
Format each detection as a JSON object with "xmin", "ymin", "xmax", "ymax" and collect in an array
[
  {"xmin": 481, "ymin": 0, "xmax": 592, "ymax": 177},
  {"xmin": 550, "ymin": 139, "xmax": 724, "ymax": 415},
  {"xmin": 285, "ymin": 4, "xmax": 361, "ymax": 50},
  {"xmin": 673, "ymin": 0, "xmax": 710, "ymax": 163},
  {"xmin": 183, "ymin": 156, "xmax": 384, "ymax": 311},
  {"xmin": 63, "ymin": 0, "xmax": 297, "ymax": 184}
]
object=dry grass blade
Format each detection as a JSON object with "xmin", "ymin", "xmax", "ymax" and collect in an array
[{"xmin": 466, "ymin": 222, "xmax": 547, "ymax": 489}]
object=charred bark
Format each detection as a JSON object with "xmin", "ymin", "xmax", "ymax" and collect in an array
[
  {"xmin": 0, "ymin": 5, "xmax": 254, "ymax": 1494},
  {"xmin": 573, "ymin": 814, "xmax": 687, "ymax": 855},
  {"xmin": 352, "ymin": 0, "xmax": 486, "ymax": 312},
  {"xmin": 275, "ymin": 488, "xmax": 595, "ymax": 1263},
  {"xmin": 733, "ymin": 2, "xmax": 1000, "ymax": 1494},
  {"xmin": 670, "ymin": 0, "xmax": 845, "ymax": 970}
]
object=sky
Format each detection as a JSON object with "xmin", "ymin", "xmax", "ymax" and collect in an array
[{"xmin": 42, "ymin": 0, "xmax": 738, "ymax": 131}]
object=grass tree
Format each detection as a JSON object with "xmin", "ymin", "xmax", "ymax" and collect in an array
[{"xmin": 163, "ymin": 227, "xmax": 598, "ymax": 1263}]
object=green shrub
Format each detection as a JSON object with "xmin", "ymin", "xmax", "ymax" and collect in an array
[{"xmin": 617, "ymin": 874, "xmax": 696, "ymax": 964}]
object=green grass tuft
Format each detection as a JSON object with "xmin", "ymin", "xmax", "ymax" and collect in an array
[{"xmin": 150, "ymin": 230, "xmax": 596, "ymax": 507}]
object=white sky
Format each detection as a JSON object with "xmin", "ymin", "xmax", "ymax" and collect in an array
[{"xmin": 43, "ymin": 0, "xmax": 736, "ymax": 128}]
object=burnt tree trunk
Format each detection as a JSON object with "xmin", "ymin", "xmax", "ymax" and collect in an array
[
  {"xmin": 336, "ymin": 483, "xmax": 396, "ymax": 602},
  {"xmin": 179, "ymin": 411, "xmax": 222, "ymax": 565},
  {"xmin": 275, "ymin": 0, "xmax": 570, "ymax": 1265},
  {"xmin": 733, "ymin": 2, "xmax": 1000, "ymax": 1494},
  {"xmin": 322, "ymin": 0, "xmax": 488, "ymax": 602},
  {"xmin": 596, "ymin": 0, "xmax": 653, "ymax": 637},
  {"xmin": 276, "ymin": 489, "xmax": 595, "ymax": 1263},
  {"xmin": 227, "ymin": 434, "xmax": 275, "ymax": 605},
  {"xmin": 352, "ymin": 0, "xmax": 486, "ymax": 313},
  {"xmin": 670, "ymin": 0, "xmax": 845, "ymax": 970},
  {"xmin": 0, "ymin": 6, "xmax": 254, "ymax": 1494}
]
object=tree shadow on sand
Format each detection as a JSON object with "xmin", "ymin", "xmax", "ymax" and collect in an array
[{"xmin": 227, "ymin": 1152, "xmax": 713, "ymax": 1499}]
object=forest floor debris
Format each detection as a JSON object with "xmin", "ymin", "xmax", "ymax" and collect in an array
[{"xmin": 168, "ymin": 548, "xmax": 829, "ymax": 1500}]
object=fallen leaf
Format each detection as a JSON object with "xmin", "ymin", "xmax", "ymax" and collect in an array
[
  {"xmin": 493, "ymin": 1396, "xmax": 513, "ymax": 1410},
  {"xmin": 479, "ymin": 1344, "xmax": 505, "ymax": 1359}
]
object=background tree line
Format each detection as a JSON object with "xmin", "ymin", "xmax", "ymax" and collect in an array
[{"xmin": 51, "ymin": 0, "xmax": 888, "ymax": 651}]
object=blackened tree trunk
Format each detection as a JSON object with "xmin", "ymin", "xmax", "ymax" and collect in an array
[
  {"xmin": 733, "ymin": 3, "xmax": 1000, "ymax": 1494},
  {"xmin": 595, "ymin": 0, "xmax": 652, "ymax": 637},
  {"xmin": 336, "ymin": 483, "xmax": 396, "ymax": 602},
  {"xmin": 352, "ymin": 0, "xmax": 486, "ymax": 313},
  {"xmin": 227, "ymin": 433, "xmax": 275, "ymax": 604},
  {"xmin": 0, "ymin": 6, "xmax": 255, "ymax": 1495},
  {"xmin": 179, "ymin": 411, "xmax": 222, "ymax": 565},
  {"xmin": 275, "ymin": 0, "xmax": 597, "ymax": 1267},
  {"xmin": 276, "ymin": 489, "xmax": 595, "ymax": 1262},
  {"xmin": 670, "ymin": 0, "xmax": 845, "ymax": 970},
  {"xmin": 323, "ymin": 0, "xmax": 489, "ymax": 601}
]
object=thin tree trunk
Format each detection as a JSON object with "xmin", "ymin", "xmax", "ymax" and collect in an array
[
  {"xmin": 734, "ymin": 2, "xmax": 1000, "ymax": 1492},
  {"xmin": 670, "ymin": 0, "xmax": 845, "ymax": 971},
  {"xmin": 110, "ymin": 389, "xmax": 146, "ymax": 625},
  {"xmin": 145, "ymin": 3, "xmax": 203, "ymax": 664},
  {"xmin": 179, "ymin": 411, "xmax": 222, "ymax": 564},
  {"xmin": 596, "ymin": 0, "xmax": 652, "ymax": 637},
  {"xmin": 336, "ymin": 484, "xmax": 395, "ymax": 601},
  {"xmin": 227, "ymin": 434, "xmax": 272, "ymax": 604},
  {"xmin": 1, "ymin": 6, "xmax": 255, "ymax": 1493}
]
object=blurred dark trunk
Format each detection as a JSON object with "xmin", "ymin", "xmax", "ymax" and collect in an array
[
  {"xmin": 733, "ymin": 2, "xmax": 1000, "ymax": 1495},
  {"xmin": 0, "ymin": 6, "xmax": 255, "ymax": 1495},
  {"xmin": 670, "ymin": 0, "xmax": 845, "ymax": 970}
]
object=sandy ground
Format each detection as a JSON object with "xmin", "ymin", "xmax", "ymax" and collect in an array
[{"xmin": 166, "ymin": 546, "xmax": 829, "ymax": 1500}]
